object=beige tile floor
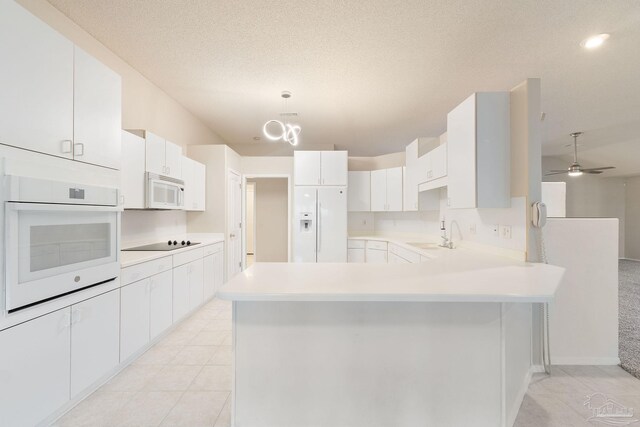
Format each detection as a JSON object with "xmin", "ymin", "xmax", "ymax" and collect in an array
[{"xmin": 55, "ymin": 297, "xmax": 640, "ymax": 427}]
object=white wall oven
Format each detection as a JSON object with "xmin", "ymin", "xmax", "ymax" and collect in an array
[
  {"xmin": 146, "ymin": 172, "xmax": 184, "ymax": 209},
  {"xmin": 4, "ymin": 176, "xmax": 120, "ymax": 312}
]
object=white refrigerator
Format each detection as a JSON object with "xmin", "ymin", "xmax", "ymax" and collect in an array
[{"xmin": 294, "ymin": 186, "xmax": 347, "ymax": 262}]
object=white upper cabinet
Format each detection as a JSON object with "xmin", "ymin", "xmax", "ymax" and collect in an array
[
  {"xmin": 447, "ymin": 92, "xmax": 510, "ymax": 209},
  {"xmin": 0, "ymin": 0, "xmax": 74, "ymax": 159},
  {"xmin": 403, "ymin": 141, "xmax": 418, "ymax": 211},
  {"xmin": 430, "ymin": 144, "xmax": 447, "ymax": 181},
  {"xmin": 73, "ymin": 46, "xmax": 122, "ymax": 170},
  {"xmin": 370, "ymin": 167, "xmax": 403, "ymax": 212},
  {"xmin": 144, "ymin": 132, "xmax": 183, "ymax": 179},
  {"xmin": 183, "ymin": 156, "xmax": 206, "ymax": 211},
  {"xmin": 294, "ymin": 151, "xmax": 347, "ymax": 186},
  {"xmin": 320, "ymin": 151, "xmax": 348, "ymax": 185},
  {"xmin": 347, "ymin": 171, "xmax": 371, "ymax": 212},
  {"xmin": 122, "ymin": 130, "xmax": 146, "ymax": 209}
]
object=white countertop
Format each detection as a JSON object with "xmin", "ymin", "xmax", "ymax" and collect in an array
[
  {"xmin": 120, "ymin": 233, "xmax": 224, "ymax": 268},
  {"xmin": 218, "ymin": 247, "xmax": 564, "ymax": 303}
]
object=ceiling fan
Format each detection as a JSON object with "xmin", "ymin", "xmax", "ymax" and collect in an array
[{"xmin": 545, "ymin": 132, "xmax": 615, "ymax": 177}]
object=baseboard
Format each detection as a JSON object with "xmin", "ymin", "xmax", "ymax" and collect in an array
[
  {"xmin": 621, "ymin": 257, "xmax": 640, "ymax": 262},
  {"xmin": 550, "ymin": 357, "xmax": 621, "ymax": 365},
  {"xmin": 531, "ymin": 364, "xmax": 546, "ymax": 373},
  {"xmin": 507, "ymin": 366, "xmax": 534, "ymax": 427}
]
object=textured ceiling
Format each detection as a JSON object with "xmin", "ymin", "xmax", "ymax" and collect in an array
[{"xmin": 47, "ymin": 0, "xmax": 640, "ymax": 160}]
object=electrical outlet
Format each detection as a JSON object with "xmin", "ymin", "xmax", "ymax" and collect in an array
[
  {"xmin": 491, "ymin": 225, "xmax": 499, "ymax": 237},
  {"xmin": 500, "ymin": 225, "xmax": 512, "ymax": 239},
  {"xmin": 469, "ymin": 223, "xmax": 477, "ymax": 235}
]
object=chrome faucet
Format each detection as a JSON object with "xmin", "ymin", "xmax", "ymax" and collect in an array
[{"xmin": 439, "ymin": 218, "xmax": 454, "ymax": 249}]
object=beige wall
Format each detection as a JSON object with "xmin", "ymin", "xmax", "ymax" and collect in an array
[
  {"xmin": 625, "ymin": 176, "xmax": 640, "ymax": 260},
  {"xmin": 348, "ymin": 152, "xmax": 405, "ymax": 171},
  {"xmin": 248, "ymin": 178, "xmax": 289, "ymax": 262},
  {"xmin": 17, "ymin": 0, "xmax": 225, "ymax": 148},
  {"xmin": 231, "ymin": 143, "xmax": 335, "ymax": 156}
]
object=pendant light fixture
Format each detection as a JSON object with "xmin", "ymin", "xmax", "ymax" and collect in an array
[{"xmin": 263, "ymin": 91, "xmax": 301, "ymax": 146}]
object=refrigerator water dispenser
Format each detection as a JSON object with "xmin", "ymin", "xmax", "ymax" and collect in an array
[{"xmin": 299, "ymin": 212, "xmax": 314, "ymax": 232}]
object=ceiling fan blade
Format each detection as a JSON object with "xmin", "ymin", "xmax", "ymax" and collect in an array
[
  {"xmin": 584, "ymin": 170, "xmax": 603, "ymax": 174},
  {"xmin": 581, "ymin": 166, "xmax": 615, "ymax": 172},
  {"xmin": 545, "ymin": 171, "xmax": 569, "ymax": 176}
]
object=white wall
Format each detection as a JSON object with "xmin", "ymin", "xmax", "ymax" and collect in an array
[
  {"xmin": 542, "ymin": 156, "xmax": 626, "ymax": 257},
  {"xmin": 625, "ymin": 176, "xmax": 640, "ymax": 260}
]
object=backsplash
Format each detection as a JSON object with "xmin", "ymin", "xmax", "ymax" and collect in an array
[{"xmin": 121, "ymin": 210, "xmax": 187, "ymax": 248}]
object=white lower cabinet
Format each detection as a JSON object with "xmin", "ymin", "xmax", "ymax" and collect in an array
[
  {"xmin": 347, "ymin": 248, "xmax": 365, "ymax": 263},
  {"xmin": 70, "ymin": 290, "xmax": 120, "ymax": 397},
  {"xmin": 150, "ymin": 270, "xmax": 173, "ymax": 340},
  {"xmin": 173, "ymin": 263, "xmax": 191, "ymax": 322},
  {"xmin": 189, "ymin": 259, "xmax": 204, "ymax": 311},
  {"xmin": 0, "ymin": 308, "xmax": 71, "ymax": 427},
  {"xmin": 120, "ymin": 278, "xmax": 151, "ymax": 362},
  {"xmin": 204, "ymin": 248, "xmax": 224, "ymax": 299},
  {"xmin": 366, "ymin": 248, "xmax": 387, "ymax": 263}
]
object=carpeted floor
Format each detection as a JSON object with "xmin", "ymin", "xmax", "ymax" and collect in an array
[{"xmin": 619, "ymin": 259, "xmax": 640, "ymax": 378}]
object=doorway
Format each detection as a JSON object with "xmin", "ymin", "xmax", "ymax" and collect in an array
[{"xmin": 243, "ymin": 176, "xmax": 290, "ymax": 267}]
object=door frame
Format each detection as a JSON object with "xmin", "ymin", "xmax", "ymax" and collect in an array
[
  {"xmin": 227, "ymin": 168, "xmax": 242, "ymax": 280},
  {"xmin": 241, "ymin": 174, "xmax": 292, "ymax": 268}
]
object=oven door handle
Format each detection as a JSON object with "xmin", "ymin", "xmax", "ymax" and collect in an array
[{"xmin": 6, "ymin": 203, "xmax": 122, "ymax": 213}]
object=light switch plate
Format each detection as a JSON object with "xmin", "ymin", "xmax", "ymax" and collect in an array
[{"xmin": 500, "ymin": 225, "xmax": 512, "ymax": 239}]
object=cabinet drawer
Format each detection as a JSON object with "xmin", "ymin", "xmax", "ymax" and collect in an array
[
  {"xmin": 173, "ymin": 247, "xmax": 204, "ymax": 267},
  {"xmin": 347, "ymin": 239, "xmax": 365, "ymax": 249},
  {"xmin": 203, "ymin": 242, "xmax": 223, "ymax": 257},
  {"xmin": 121, "ymin": 256, "xmax": 172, "ymax": 286},
  {"xmin": 366, "ymin": 240, "xmax": 388, "ymax": 251},
  {"xmin": 389, "ymin": 244, "xmax": 421, "ymax": 263}
]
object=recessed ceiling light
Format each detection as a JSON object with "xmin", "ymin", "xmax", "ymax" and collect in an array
[{"xmin": 581, "ymin": 33, "xmax": 609, "ymax": 49}]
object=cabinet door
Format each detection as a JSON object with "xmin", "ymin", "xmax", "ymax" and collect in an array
[
  {"xmin": 203, "ymin": 254, "xmax": 216, "ymax": 300},
  {"xmin": 214, "ymin": 250, "xmax": 225, "ymax": 293},
  {"xmin": 404, "ymin": 142, "xmax": 419, "ymax": 211},
  {"xmin": 447, "ymin": 94, "xmax": 477, "ymax": 209},
  {"xmin": 0, "ymin": 0, "xmax": 74, "ymax": 159},
  {"xmin": 145, "ymin": 132, "xmax": 166, "ymax": 175},
  {"xmin": 365, "ymin": 248, "xmax": 387, "ymax": 264},
  {"xmin": 189, "ymin": 259, "xmax": 204, "ymax": 310},
  {"xmin": 73, "ymin": 46, "xmax": 122, "ymax": 170},
  {"xmin": 416, "ymin": 152, "xmax": 431, "ymax": 184},
  {"xmin": 71, "ymin": 290, "xmax": 120, "ymax": 397},
  {"xmin": 122, "ymin": 130, "xmax": 146, "ymax": 209},
  {"xmin": 182, "ymin": 156, "xmax": 195, "ymax": 210},
  {"xmin": 294, "ymin": 151, "xmax": 321, "ymax": 185},
  {"xmin": 347, "ymin": 171, "xmax": 371, "ymax": 212},
  {"xmin": 430, "ymin": 144, "xmax": 448, "ymax": 180},
  {"xmin": 0, "ymin": 308, "xmax": 71, "ymax": 427},
  {"xmin": 150, "ymin": 270, "xmax": 173, "ymax": 340},
  {"xmin": 320, "ymin": 151, "xmax": 348, "ymax": 186},
  {"xmin": 120, "ymin": 279, "xmax": 151, "ymax": 362},
  {"xmin": 347, "ymin": 248, "xmax": 365, "ymax": 263},
  {"xmin": 165, "ymin": 140, "xmax": 183, "ymax": 179},
  {"xmin": 173, "ymin": 264, "xmax": 191, "ymax": 322},
  {"xmin": 193, "ymin": 160, "xmax": 206, "ymax": 211},
  {"xmin": 370, "ymin": 169, "xmax": 387, "ymax": 212},
  {"xmin": 386, "ymin": 167, "xmax": 404, "ymax": 211}
]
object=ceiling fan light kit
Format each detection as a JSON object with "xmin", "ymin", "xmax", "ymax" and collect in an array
[
  {"xmin": 263, "ymin": 91, "xmax": 301, "ymax": 146},
  {"xmin": 545, "ymin": 131, "xmax": 615, "ymax": 177}
]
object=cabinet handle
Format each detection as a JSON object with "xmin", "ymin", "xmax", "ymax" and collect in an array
[
  {"xmin": 74, "ymin": 143, "xmax": 84, "ymax": 157},
  {"xmin": 61, "ymin": 140, "xmax": 73, "ymax": 154},
  {"xmin": 71, "ymin": 307, "xmax": 83, "ymax": 325}
]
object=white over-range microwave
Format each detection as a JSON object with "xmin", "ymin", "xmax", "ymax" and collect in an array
[
  {"xmin": 146, "ymin": 172, "xmax": 185, "ymax": 209},
  {"xmin": 4, "ymin": 175, "xmax": 121, "ymax": 312}
]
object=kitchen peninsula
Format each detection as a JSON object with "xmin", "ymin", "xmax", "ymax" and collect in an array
[{"xmin": 219, "ymin": 250, "xmax": 564, "ymax": 427}]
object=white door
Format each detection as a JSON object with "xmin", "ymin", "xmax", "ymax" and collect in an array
[
  {"xmin": 386, "ymin": 167, "xmax": 404, "ymax": 211},
  {"xmin": 227, "ymin": 170, "xmax": 243, "ymax": 277},
  {"xmin": 0, "ymin": 308, "xmax": 71, "ymax": 427},
  {"xmin": 294, "ymin": 151, "xmax": 321, "ymax": 185},
  {"xmin": 189, "ymin": 259, "xmax": 204, "ymax": 310},
  {"xmin": 73, "ymin": 46, "xmax": 121, "ymax": 170},
  {"xmin": 164, "ymin": 140, "xmax": 183, "ymax": 179},
  {"xmin": 145, "ymin": 132, "xmax": 165, "ymax": 175},
  {"xmin": 245, "ymin": 182, "xmax": 256, "ymax": 254},
  {"xmin": 366, "ymin": 248, "xmax": 387, "ymax": 263},
  {"xmin": 320, "ymin": 151, "xmax": 348, "ymax": 186},
  {"xmin": 347, "ymin": 171, "xmax": 371, "ymax": 212},
  {"xmin": 370, "ymin": 169, "xmax": 387, "ymax": 211},
  {"xmin": 447, "ymin": 94, "xmax": 476, "ymax": 209},
  {"xmin": 120, "ymin": 279, "xmax": 151, "ymax": 361},
  {"xmin": 70, "ymin": 289, "xmax": 120, "ymax": 397},
  {"xmin": 317, "ymin": 187, "xmax": 347, "ymax": 263},
  {"xmin": 173, "ymin": 264, "xmax": 190, "ymax": 321},
  {"xmin": 149, "ymin": 270, "xmax": 173, "ymax": 340},
  {"xmin": 121, "ymin": 131, "xmax": 146, "ymax": 209},
  {"xmin": 0, "ymin": 0, "xmax": 74, "ymax": 160}
]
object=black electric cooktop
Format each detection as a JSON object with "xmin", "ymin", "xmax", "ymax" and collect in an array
[{"xmin": 123, "ymin": 240, "xmax": 200, "ymax": 251}]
